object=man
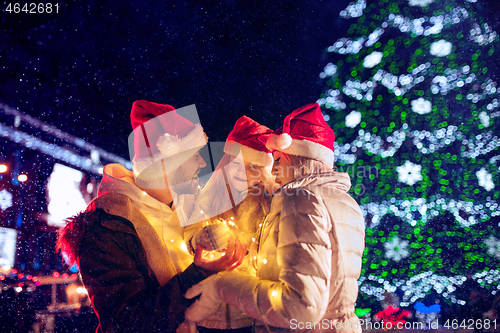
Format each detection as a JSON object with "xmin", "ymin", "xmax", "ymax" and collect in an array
[{"xmin": 57, "ymin": 101, "xmax": 245, "ymax": 333}]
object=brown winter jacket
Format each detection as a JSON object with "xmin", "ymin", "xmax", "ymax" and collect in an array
[{"xmin": 57, "ymin": 192, "xmax": 207, "ymax": 333}]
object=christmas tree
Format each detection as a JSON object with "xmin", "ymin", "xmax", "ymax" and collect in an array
[{"xmin": 318, "ymin": 0, "xmax": 500, "ymax": 307}]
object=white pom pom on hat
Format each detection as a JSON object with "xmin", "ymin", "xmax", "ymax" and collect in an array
[{"xmin": 276, "ymin": 133, "xmax": 292, "ymax": 150}]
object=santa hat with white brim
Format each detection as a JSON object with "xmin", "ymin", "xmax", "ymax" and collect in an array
[
  {"xmin": 223, "ymin": 116, "xmax": 273, "ymax": 167},
  {"xmin": 128, "ymin": 101, "xmax": 207, "ymax": 188},
  {"xmin": 266, "ymin": 103, "xmax": 335, "ymax": 167}
]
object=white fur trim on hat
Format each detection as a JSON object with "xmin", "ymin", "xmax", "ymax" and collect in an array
[
  {"xmin": 266, "ymin": 133, "xmax": 334, "ymax": 167},
  {"xmin": 133, "ymin": 124, "xmax": 207, "ymax": 180},
  {"xmin": 223, "ymin": 141, "xmax": 273, "ymax": 167}
]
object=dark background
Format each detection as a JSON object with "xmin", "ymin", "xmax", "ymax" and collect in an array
[
  {"xmin": 2, "ymin": 2, "xmax": 500, "ymax": 331},
  {"xmin": 2, "ymin": 0, "xmax": 500, "ymax": 160},
  {"xmin": 1, "ymin": 0, "xmax": 352, "ymax": 160}
]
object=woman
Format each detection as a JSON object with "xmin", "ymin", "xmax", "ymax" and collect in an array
[
  {"xmin": 184, "ymin": 115, "xmax": 277, "ymax": 332},
  {"xmin": 185, "ymin": 103, "xmax": 366, "ymax": 333}
]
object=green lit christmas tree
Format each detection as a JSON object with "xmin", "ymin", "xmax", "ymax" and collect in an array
[{"xmin": 318, "ymin": 0, "xmax": 500, "ymax": 307}]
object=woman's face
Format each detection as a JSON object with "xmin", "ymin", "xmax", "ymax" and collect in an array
[
  {"xmin": 272, "ymin": 151, "xmax": 295, "ymax": 187},
  {"xmin": 255, "ymin": 164, "xmax": 279, "ymax": 194},
  {"xmin": 226, "ymin": 155, "xmax": 278, "ymax": 193}
]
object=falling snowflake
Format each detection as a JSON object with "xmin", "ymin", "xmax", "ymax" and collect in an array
[
  {"xmin": 397, "ymin": 161, "xmax": 423, "ymax": 186},
  {"xmin": 411, "ymin": 98, "xmax": 432, "ymax": 114},
  {"xmin": 476, "ymin": 168, "xmax": 494, "ymax": 191},
  {"xmin": 345, "ymin": 111, "xmax": 362, "ymax": 128},
  {"xmin": 363, "ymin": 51, "xmax": 383, "ymax": 68},
  {"xmin": 478, "ymin": 111, "xmax": 490, "ymax": 127},
  {"xmin": 485, "ymin": 236, "xmax": 500, "ymax": 258},
  {"xmin": 0, "ymin": 189, "xmax": 13, "ymax": 211},
  {"xmin": 408, "ymin": 0, "xmax": 434, "ymax": 7},
  {"xmin": 384, "ymin": 236, "xmax": 410, "ymax": 262},
  {"xmin": 430, "ymin": 40, "xmax": 453, "ymax": 57}
]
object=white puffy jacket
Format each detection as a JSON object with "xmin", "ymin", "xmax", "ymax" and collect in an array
[{"xmin": 215, "ymin": 172, "xmax": 365, "ymax": 332}]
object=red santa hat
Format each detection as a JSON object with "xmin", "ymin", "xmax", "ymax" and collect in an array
[
  {"xmin": 129, "ymin": 100, "xmax": 207, "ymax": 181},
  {"xmin": 223, "ymin": 116, "xmax": 273, "ymax": 167},
  {"xmin": 266, "ymin": 103, "xmax": 335, "ymax": 167}
]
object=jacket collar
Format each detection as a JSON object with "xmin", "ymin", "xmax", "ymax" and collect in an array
[
  {"xmin": 280, "ymin": 171, "xmax": 352, "ymax": 193},
  {"xmin": 89, "ymin": 192, "xmax": 177, "ymax": 286}
]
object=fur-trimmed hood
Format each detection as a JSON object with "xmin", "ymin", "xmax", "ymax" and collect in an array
[
  {"xmin": 57, "ymin": 209, "xmax": 96, "ymax": 268},
  {"xmin": 57, "ymin": 192, "xmax": 178, "ymax": 286},
  {"xmin": 57, "ymin": 163, "xmax": 172, "ymax": 268}
]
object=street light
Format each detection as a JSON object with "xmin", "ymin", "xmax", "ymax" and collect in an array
[
  {"xmin": 0, "ymin": 164, "xmax": 7, "ymax": 173},
  {"xmin": 18, "ymin": 174, "xmax": 28, "ymax": 182}
]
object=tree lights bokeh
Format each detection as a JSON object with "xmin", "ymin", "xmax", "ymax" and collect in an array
[{"xmin": 318, "ymin": 0, "xmax": 500, "ymax": 306}]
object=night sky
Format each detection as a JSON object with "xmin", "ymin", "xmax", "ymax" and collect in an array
[
  {"xmin": 1, "ymin": 0, "xmax": 354, "ymax": 160},
  {"xmin": 3, "ymin": 0, "xmax": 500, "ymax": 161}
]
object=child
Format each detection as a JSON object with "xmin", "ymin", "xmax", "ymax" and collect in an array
[{"xmin": 184, "ymin": 116, "xmax": 277, "ymax": 332}]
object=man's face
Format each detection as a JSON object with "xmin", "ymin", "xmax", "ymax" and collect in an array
[{"xmin": 168, "ymin": 150, "xmax": 207, "ymax": 194}]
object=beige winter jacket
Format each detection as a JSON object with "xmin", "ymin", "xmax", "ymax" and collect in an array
[
  {"xmin": 215, "ymin": 172, "xmax": 365, "ymax": 333},
  {"xmin": 98, "ymin": 164, "xmax": 195, "ymax": 273}
]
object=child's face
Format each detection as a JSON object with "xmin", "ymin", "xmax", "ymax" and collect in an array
[{"xmin": 271, "ymin": 151, "xmax": 295, "ymax": 187}]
